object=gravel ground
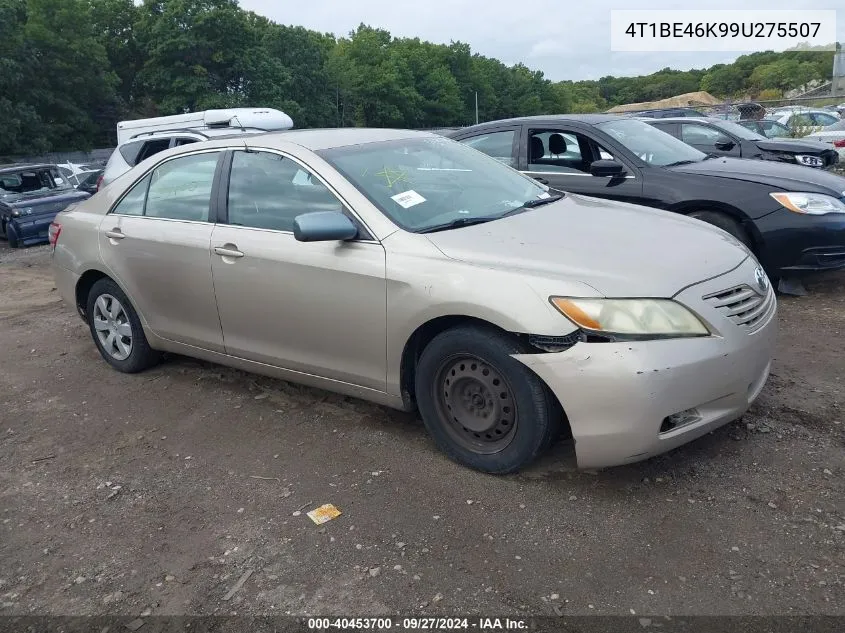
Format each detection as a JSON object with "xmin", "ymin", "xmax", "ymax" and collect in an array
[{"xmin": 0, "ymin": 242, "xmax": 843, "ymax": 621}]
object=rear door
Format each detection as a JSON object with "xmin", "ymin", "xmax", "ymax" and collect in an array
[{"xmin": 98, "ymin": 150, "xmax": 225, "ymax": 351}]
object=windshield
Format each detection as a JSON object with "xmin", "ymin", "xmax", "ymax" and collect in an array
[
  {"xmin": 825, "ymin": 119, "xmax": 845, "ymax": 132},
  {"xmin": 319, "ymin": 136, "xmax": 548, "ymax": 232},
  {"xmin": 715, "ymin": 120, "xmax": 765, "ymax": 141},
  {"xmin": 0, "ymin": 167, "xmax": 73, "ymax": 202},
  {"xmin": 597, "ymin": 119, "xmax": 706, "ymax": 166}
]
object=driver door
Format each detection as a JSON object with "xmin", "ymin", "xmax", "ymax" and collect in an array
[
  {"xmin": 517, "ymin": 125, "xmax": 643, "ymax": 203},
  {"xmin": 678, "ymin": 123, "xmax": 741, "ymax": 158},
  {"xmin": 209, "ymin": 149, "xmax": 388, "ymax": 391}
]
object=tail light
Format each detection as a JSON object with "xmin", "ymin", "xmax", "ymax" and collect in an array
[
  {"xmin": 48, "ymin": 221, "xmax": 62, "ymax": 248},
  {"xmin": 833, "ymin": 139, "xmax": 845, "ymax": 148},
  {"xmin": 96, "ymin": 174, "xmax": 104, "ymax": 191}
]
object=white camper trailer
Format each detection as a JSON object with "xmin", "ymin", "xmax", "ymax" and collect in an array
[
  {"xmin": 116, "ymin": 108, "xmax": 294, "ymax": 144},
  {"xmin": 100, "ymin": 108, "xmax": 294, "ymax": 188}
]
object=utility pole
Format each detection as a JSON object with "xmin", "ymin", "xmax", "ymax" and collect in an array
[{"xmin": 475, "ymin": 91, "xmax": 479, "ymax": 125}]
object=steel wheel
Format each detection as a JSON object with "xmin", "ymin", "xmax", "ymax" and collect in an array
[
  {"xmin": 433, "ymin": 354, "xmax": 518, "ymax": 454},
  {"xmin": 92, "ymin": 293, "xmax": 133, "ymax": 361}
]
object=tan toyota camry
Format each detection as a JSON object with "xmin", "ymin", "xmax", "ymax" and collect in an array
[{"xmin": 50, "ymin": 129, "xmax": 777, "ymax": 473}]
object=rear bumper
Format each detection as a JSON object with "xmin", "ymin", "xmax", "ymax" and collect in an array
[
  {"xmin": 8, "ymin": 214, "xmax": 55, "ymax": 246},
  {"xmin": 53, "ymin": 264, "xmax": 82, "ymax": 317},
  {"xmin": 514, "ymin": 258, "xmax": 777, "ymax": 469},
  {"xmin": 756, "ymin": 208, "xmax": 845, "ymax": 275}
]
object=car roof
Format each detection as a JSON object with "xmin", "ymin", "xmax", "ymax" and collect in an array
[
  {"xmin": 0, "ymin": 163, "xmax": 56, "ymax": 174},
  {"xmin": 228, "ymin": 127, "xmax": 435, "ymax": 151},
  {"xmin": 453, "ymin": 114, "xmax": 621, "ymax": 132},
  {"xmin": 639, "ymin": 116, "xmax": 735, "ymax": 125}
]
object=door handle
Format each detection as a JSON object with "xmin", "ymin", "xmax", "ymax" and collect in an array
[
  {"xmin": 533, "ymin": 176, "xmax": 549, "ymax": 185},
  {"xmin": 213, "ymin": 246, "xmax": 244, "ymax": 258},
  {"xmin": 105, "ymin": 229, "xmax": 125, "ymax": 240}
]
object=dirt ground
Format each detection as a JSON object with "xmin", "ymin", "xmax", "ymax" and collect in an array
[{"xmin": 0, "ymin": 243, "xmax": 843, "ymax": 620}]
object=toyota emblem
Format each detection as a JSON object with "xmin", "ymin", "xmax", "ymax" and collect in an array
[{"xmin": 754, "ymin": 267, "xmax": 769, "ymax": 293}]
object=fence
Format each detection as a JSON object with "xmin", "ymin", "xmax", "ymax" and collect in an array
[
  {"xmin": 627, "ymin": 94, "xmax": 845, "ymax": 129},
  {"xmin": 2, "ymin": 148, "xmax": 114, "ymax": 168}
]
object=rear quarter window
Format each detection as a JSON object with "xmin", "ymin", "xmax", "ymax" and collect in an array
[{"xmin": 119, "ymin": 140, "xmax": 146, "ymax": 166}]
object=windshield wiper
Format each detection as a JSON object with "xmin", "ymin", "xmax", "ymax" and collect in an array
[
  {"xmin": 418, "ymin": 194, "xmax": 564, "ymax": 234},
  {"xmin": 498, "ymin": 193, "xmax": 564, "ymax": 219},
  {"xmin": 522, "ymin": 194, "xmax": 564, "ymax": 208},
  {"xmin": 417, "ymin": 216, "xmax": 497, "ymax": 234},
  {"xmin": 664, "ymin": 159, "xmax": 700, "ymax": 167}
]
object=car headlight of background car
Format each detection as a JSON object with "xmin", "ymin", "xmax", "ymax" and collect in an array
[
  {"xmin": 770, "ymin": 192, "xmax": 845, "ymax": 215},
  {"xmin": 794, "ymin": 155, "xmax": 824, "ymax": 168},
  {"xmin": 549, "ymin": 297, "xmax": 709, "ymax": 340}
]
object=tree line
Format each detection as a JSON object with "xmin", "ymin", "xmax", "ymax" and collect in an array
[{"xmin": 0, "ymin": 0, "xmax": 837, "ymax": 156}]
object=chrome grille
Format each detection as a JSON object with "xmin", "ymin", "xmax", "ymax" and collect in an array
[{"xmin": 703, "ymin": 284, "xmax": 775, "ymax": 331}]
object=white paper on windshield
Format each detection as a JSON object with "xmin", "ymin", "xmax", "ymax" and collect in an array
[
  {"xmin": 391, "ymin": 190, "xmax": 426, "ymax": 209},
  {"xmin": 537, "ymin": 191, "xmax": 551, "ymax": 199},
  {"xmin": 55, "ymin": 178, "xmax": 64, "ymax": 184}
]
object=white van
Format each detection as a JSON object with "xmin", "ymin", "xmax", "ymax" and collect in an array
[{"xmin": 99, "ymin": 108, "xmax": 294, "ymax": 189}]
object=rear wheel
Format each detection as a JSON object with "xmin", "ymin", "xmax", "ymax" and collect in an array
[
  {"xmin": 687, "ymin": 210, "xmax": 752, "ymax": 249},
  {"xmin": 414, "ymin": 326, "xmax": 559, "ymax": 474},
  {"xmin": 86, "ymin": 278, "xmax": 159, "ymax": 373}
]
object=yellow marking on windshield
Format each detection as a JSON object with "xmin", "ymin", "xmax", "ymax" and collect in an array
[{"xmin": 375, "ymin": 166, "xmax": 409, "ymax": 187}]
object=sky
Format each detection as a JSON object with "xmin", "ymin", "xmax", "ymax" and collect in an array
[{"xmin": 239, "ymin": 0, "xmax": 844, "ymax": 81}]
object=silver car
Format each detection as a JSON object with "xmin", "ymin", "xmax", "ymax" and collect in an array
[{"xmin": 50, "ymin": 129, "xmax": 777, "ymax": 473}]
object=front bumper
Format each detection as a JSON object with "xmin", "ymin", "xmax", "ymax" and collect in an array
[
  {"xmin": 755, "ymin": 207, "xmax": 845, "ymax": 275},
  {"xmin": 514, "ymin": 258, "xmax": 777, "ymax": 469}
]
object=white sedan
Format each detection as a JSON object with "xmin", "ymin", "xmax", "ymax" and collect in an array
[
  {"xmin": 771, "ymin": 109, "xmax": 841, "ymax": 135},
  {"xmin": 801, "ymin": 118, "xmax": 845, "ymax": 160}
]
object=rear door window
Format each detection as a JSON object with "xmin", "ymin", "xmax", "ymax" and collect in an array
[{"xmin": 145, "ymin": 152, "xmax": 219, "ymax": 222}]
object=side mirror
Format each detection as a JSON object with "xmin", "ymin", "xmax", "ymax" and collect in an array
[
  {"xmin": 293, "ymin": 211, "xmax": 358, "ymax": 242},
  {"xmin": 590, "ymin": 159, "xmax": 625, "ymax": 177},
  {"xmin": 715, "ymin": 139, "xmax": 736, "ymax": 151}
]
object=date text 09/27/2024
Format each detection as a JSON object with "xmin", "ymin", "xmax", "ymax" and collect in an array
[{"xmin": 307, "ymin": 617, "xmax": 528, "ymax": 630}]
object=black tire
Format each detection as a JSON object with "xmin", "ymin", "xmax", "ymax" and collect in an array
[
  {"xmin": 687, "ymin": 210, "xmax": 752, "ymax": 249},
  {"xmin": 414, "ymin": 326, "xmax": 559, "ymax": 474},
  {"xmin": 86, "ymin": 278, "xmax": 159, "ymax": 373}
]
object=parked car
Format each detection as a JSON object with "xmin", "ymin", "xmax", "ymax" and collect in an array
[
  {"xmin": 801, "ymin": 118, "xmax": 845, "ymax": 161},
  {"xmin": 51, "ymin": 129, "xmax": 776, "ymax": 473},
  {"xmin": 771, "ymin": 109, "xmax": 841, "ymax": 134},
  {"xmin": 57, "ymin": 162, "xmax": 98, "ymax": 186},
  {"xmin": 0, "ymin": 163, "xmax": 90, "ymax": 247},
  {"xmin": 100, "ymin": 108, "xmax": 294, "ymax": 189},
  {"xmin": 644, "ymin": 116, "xmax": 839, "ymax": 169},
  {"xmin": 736, "ymin": 118, "xmax": 794, "ymax": 140},
  {"xmin": 75, "ymin": 169, "xmax": 104, "ymax": 195},
  {"xmin": 447, "ymin": 116, "xmax": 845, "ymax": 286}
]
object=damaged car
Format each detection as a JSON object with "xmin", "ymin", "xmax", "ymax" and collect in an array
[
  {"xmin": 1, "ymin": 163, "xmax": 91, "ymax": 247},
  {"xmin": 51, "ymin": 130, "xmax": 775, "ymax": 473}
]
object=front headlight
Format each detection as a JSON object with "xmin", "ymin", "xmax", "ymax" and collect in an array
[
  {"xmin": 795, "ymin": 155, "xmax": 824, "ymax": 168},
  {"xmin": 770, "ymin": 192, "xmax": 845, "ymax": 215},
  {"xmin": 550, "ymin": 297, "xmax": 710, "ymax": 340}
]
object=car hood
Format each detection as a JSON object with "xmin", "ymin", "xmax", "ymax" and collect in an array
[
  {"xmin": 423, "ymin": 194, "xmax": 748, "ymax": 298},
  {"xmin": 669, "ymin": 156, "xmax": 845, "ymax": 194},
  {"xmin": 755, "ymin": 138, "xmax": 838, "ymax": 154}
]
